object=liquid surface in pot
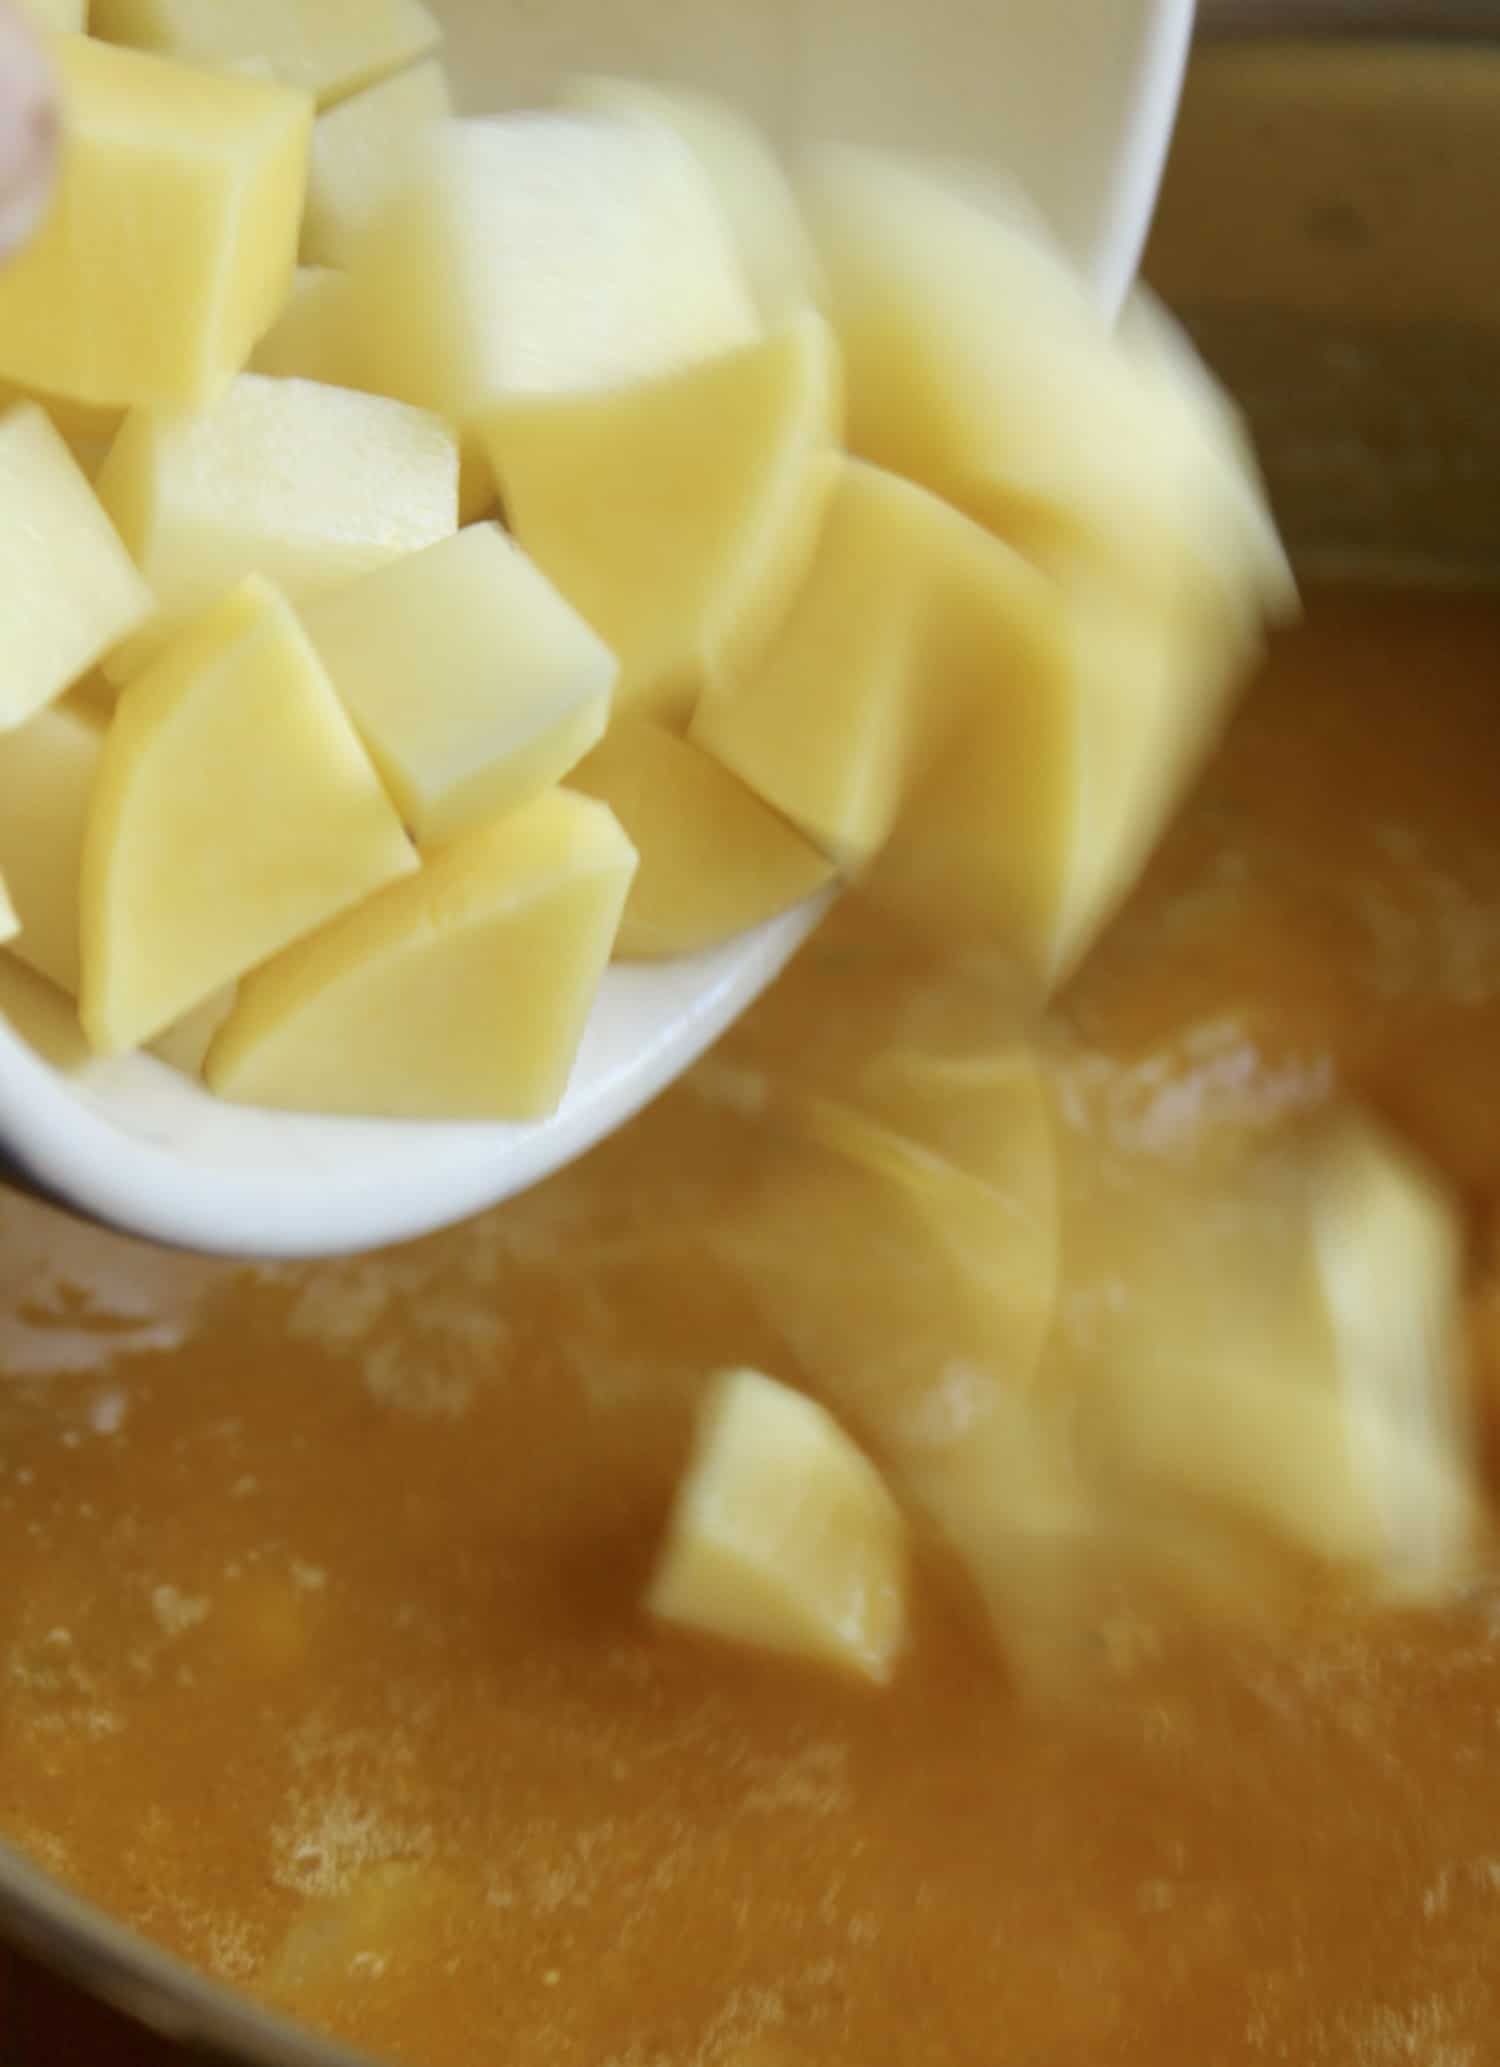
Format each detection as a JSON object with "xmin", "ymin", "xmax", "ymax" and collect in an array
[{"xmin": 5, "ymin": 587, "xmax": 1500, "ymax": 2066}]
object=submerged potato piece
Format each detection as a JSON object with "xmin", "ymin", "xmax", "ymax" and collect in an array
[
  {"xmin": 348, "ymin": 113, "xmax": 755, "ymax": 441},
  {"xmin": 563, "ymin": 74, "xmax": 823, "ymax": 321},
  {"xmin": 90, "ymin": 0, "xmax": 441, "ymax": 107},
  {"xmin": 649, "ymin": 1367, "xmax": 908, "ymax": 1685},
  {"xmin": 302, "ymin": 57, "xmax": 451, "ymax": 266},
  {"xmin": 0, "ymin": 37, "xmax": 310, "ymax": 411},
  {"xmin": 80, "ymin": 576, "xmax": 416, "ymax": 1054},
  {"xmin": 865, "ymin": 563, "xmax": 1251, "ymax": 986},
  {"xmin": 0, "ymin": 404, "xmax": 153, "ymax": 728},
  {"xmin": 569, "ymin": 718, "xmax": 835, "ymax": 958},
  {"xmin": 300, "ymin": 525, "xmax": 616, "ymax": 847},
  {"xmin": 692, "ymin": 456, "xmax": 1045, "ymax": 868},
  {"xmin": 490, "ymin": 314, "xmax": 840, "ymax": 726},
  {"xmin": 206, "ymin": 790, "xmax": 636, "ymax": 1121},
  {"xmin": 1051, "ymin": 1091, "xmax": 1479, "ymax": 1590},
  {"xmin": 0, "ymin": 695, "xmax": 104, "ymax": 994},
  {"xmin": 96, "ymin": 374, "xmax": 458, "ymax": 681}
]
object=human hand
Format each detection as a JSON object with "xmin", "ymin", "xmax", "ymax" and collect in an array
[{"xmin": 0, "ymin": 4, "xmax": 57, "ymax": 262}]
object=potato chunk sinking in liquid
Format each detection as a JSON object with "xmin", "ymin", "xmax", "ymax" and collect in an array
[
  {"xmin": 691, "ymin": 456, "xmax": 1048, "ymax": 870},
  {"xmin": 299, "ymin": 525, "xmax": 617, "ymax": 848},
  {"xmin": 649, "ymin": 1368, "xmax": 908, "ymax": 1686},
  {"xmin": 562, "ymin": 74, "xmax": 824, "ymax": 323},
  {"xmin": 96, "ymin": 374, "xmax": 459, "ymax": 682},
  {"xmin": 489, "ymin": 314, "xmax": 841, "ymax": 727},
  {"xmin": 0, "ymin": 695, "xmax": 103, "ymax": 995},
  {"xmin": 90, "ymin": 0, "xmax": 441, "ymax": 108},
  {"xmin": 0, "ymin": 37, "xmax": 310, "ymax": 411},
  {"xmin": 302, "ymin": 57, "xmax": 451, "ymax": 267},
  {"xmin": 569, "ymin": 718, "xmax": 835, "ymax": 959},
  {"xmin": 206, "ymin": 790, "xmax": 637, "ymax": 1122},
  {"xmin": 80, "ymin": 576, "xmax": 417, "ymax": 1055},
  {"xmin": 347, "ymin": 114, "xmax": 756, "ymax": 446},
  {"xmin": 0, "ymin": 404, "xmax": 153, "ymax": 729}
]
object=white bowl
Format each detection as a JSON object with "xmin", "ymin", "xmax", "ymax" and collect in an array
[{"xmin": 0, "ymin": 0, "xmax": 1194, "ymax": 1258}]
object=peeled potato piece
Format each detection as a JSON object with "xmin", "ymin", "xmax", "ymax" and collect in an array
[
  {"xmin": 80, "ymin": 575, "xmax": 417, "ymax": 1055},
  {"xmin": 649, "ymin": 1367, "xmax": 908, "ymax": 1685},
  {"xmin": 692, "ymin": 456, "xmax": 1050, "ymax": 869},
  {"xmin": 0, "ymin": 382, "xmax": 122, "ymax": 478},
  {"xmin": 569, "ymin": 717, "xmax": 835, "ymax": 958},
  {"xmin": 300, "ymin": 525, "xmax": 616, "ymax": 848},
  {"xmin": 90, "ymin": 0, "xmax": 442, "ymax": 108},
  {"xmin": 487, "ymin": 312, "xmax": 841, "ymax": 727},
  {"xmin": 0, "ymin": 403, "xmax": 153, "ymax": 729},
  {"xmin": 96, "ymin": 374, "xmax": 459, "ymax": 682},
  {"xmin": 0, "ymin": 694, "xmax": 103, "ymax": 994},
  {"xmin": 0, "ymin": 37, "xmax": 310, "ymax": 411},
  {"xmin": 0, "ymin": 954, "xmax": 91, "ymax": 1075},
  {"xmin": 150, "ymin": 985, "xmax": 237, "ymax": 1078},
  {"xmin": 206, "ymin": 790, "xmax": 637, "ymax": 1121},
  {"xmin": 348, "ymin": 113, "xmax": 755, "ymax": 442},
  {"xmin": 302, "ymin": 56, "xmax": 451, "ymax": 267},
  {"xmin": 562, "ymin": 74, "xmax": 824, "ymax": 322}
]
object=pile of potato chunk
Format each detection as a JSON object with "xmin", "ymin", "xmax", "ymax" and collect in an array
[{"xmin": 0, "ymin": 1, "xmax": 1284, "ymax": 1122}]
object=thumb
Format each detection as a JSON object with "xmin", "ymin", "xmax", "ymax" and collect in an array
[{"xmin": 0, "ymin": 5, "xmax": 57, "ymax": 264}]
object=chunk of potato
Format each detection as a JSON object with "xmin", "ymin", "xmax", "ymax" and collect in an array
[
  {"xmin": 302, "ymin": 56, "xmax": 451, "ymax": 266},
  {"xmin": 488, "ymin": 313, "xmax": 840, "ymax": 726},
  {"xmin": 0, "ymin": 403, "xmax": 153, "ymax": 730},
  {"xmin": 205, "ymin": 790, "xmax": 636, "ymax": 1121},
  {"xmin": 0, "ymin": 952, "xmax": 91, "ymax": 1073},
  {"xmin": 691, "ymin": 456, "xmax": 1048, "ymax": 869},
  {"xmin": 90, "ymin": 0, "xmax": 441, "ymax": 108},
  {"xmin": 0, "ymin": 695, "xmax": 103, "ymax": 994},
  {"xmin": 0, "ymin": 36, "xmax": 310, "ymax": 411},
  {"xmin": 0, "ymin": 381, "xmax": 122, "ymax": 479},
  {"xmin": 149, "ymin": 985, "xmax": 236, "ymax": 1078},
  {"xmin": 649, "ymin": 1367, "xmax": 908, "ymax": 1684},
  {"xmin": 95, "ymin": 373, "xmax": 459, "ymax": 682},
  {"xmin": 347, "ymin": 113, "xmax": 756, "ymax": 445},
  {"xmin": 562, "ymin": 74, "xmax": 823, "ymax": 322},
  {"xmin": 299, "ymin": 524, "xmax": 616, "ymax": 848},
  {"xmin": 569, "ymin": 717, "xmax": 835, "ymax": 958},
  {"xmin": 80, "ymin": 575, "xmax": 417, "ymax": 1054}
]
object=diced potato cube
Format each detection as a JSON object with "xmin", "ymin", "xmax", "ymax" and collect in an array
[
  {"xmin": 0, "ymin": 403, "xmax": 153, "ymax": 729},
  {"xmin": 692, "ymin": 456, "xmax": 1047, "ymax": 869},
  {"xmin": 205, "ymin": 791, "xmax": 636, "ymax": 1121},
  {"xmin": 562, "ymin": 75, "xmax": 823, "ymax": 322},
  {"xmin": 90, "ymin": 0, "xmax": 441, "ymax": 108},
  {"xmin": 0, "ymin": 36, "xmax": 310, "ymax": 411},
  {"xmin": 299, "ymin": 525, "xmax": 616, "ymax": 847},
  {"xmin": 648, "ymin": 1367, "xmax": 908, "ymax": 1685},
  {"xmin": 266, "ymin": 1866, "xmax": 464, "ymax": 2000},
  {"xmin": 96, "ymin": 373, "xmax": 458, "ymax": 682},
  {"xmin": 347, "ymin": 114, "xmax": 756, "ymax": 443},
  {"xmin": 79, "ymin": 576, "xmax": 417, "ymax": 1054},
  {"xmin": 302, "ymin": 57, "xmax": 451, "ymax": 266},
  {"xmin": 488, "ymin": 313, "xmax": 841, "ymax": 726},
  {"xmin": 0, "ymin": 695, "xmax": 103, "ymax": 994},
  {"xmin": 249, "ymin": 267, "xmax": 358, "ymax": 385},
  {"xmin": 0, "ymin": 381, "xmax": 122, "ymax": 478},
  {"xmin": 570, "ymin": 718, "xmax": 834, "ymax": 959}
]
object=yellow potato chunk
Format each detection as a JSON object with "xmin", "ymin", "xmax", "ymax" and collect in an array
[
  {"xmin": 19, "ymin": 1, "xmax": 83, "ymax": 34},
  {"xmin": 0, "ymin": 36, "xmax": 310, "ymax": 411},
  {"xmin": 347, "ymin": 113, "xmax": 756, "ymax": 445},
  {"xmin": 205, "ymin": 791, "xmax": 636, "ymax": 1121},
  {"xmin": 0, "ymin": 403, "xmax": 153, "ymax": 729},
  {"xmin": 299, "ymin": 524, "xmax": 616, "ymax": 847},
  {"xmin": 562, "ymin": 75, "xmax": 823, "ymax": 322},
  {"xmin": 0, "ymin": 953, "xmax": 91, "ymax": 1074},
  {"xmin": 302, "ymin": 57, "xmax": 451, "ymax": 267},
  {"xmin": 96, "ymin": 373, "xmax": 459, "ymax": 682},
  {"xmin": 489, "ymin": 314, "xmax": 841, "ymax": 726},
  {"xmin": 0, "ymin": 874, "xmax": 16, "ymax": 948},
  {"xmin": 150, "ymin": 985, "xmax": 236, "ymax": 1078},
  {"xmin": 0, "ymin": 695, "xmax": 103, "ymax": 994},
  {"xmin": 649, "ymin": 1367, "xmax": 908, "ymax": 1685},
  {"xmin": 90, "ymin": 0, "xmax": 441, "ymax": 108},
  {"xmin": 570, "ymin": 717, "xmax": 834, "ymax": 959},
  {"xmin": 692, "ymin": 456, "xmax": 1046, "ymax": 869},
  {"xmin": 249, "ymin": 267, "xmax": 359, "ymax": 386},
  {"xmin": 1050, "ymin": 1090, "xmax": 1479, "ymax": 1591},
  {"xmin": 0, "ymin": 381, "xmax": 121, "ymax": 478},
  {"xmin": 80, "ymin": 576, "xmax": 417, "ymax": 1054}
]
